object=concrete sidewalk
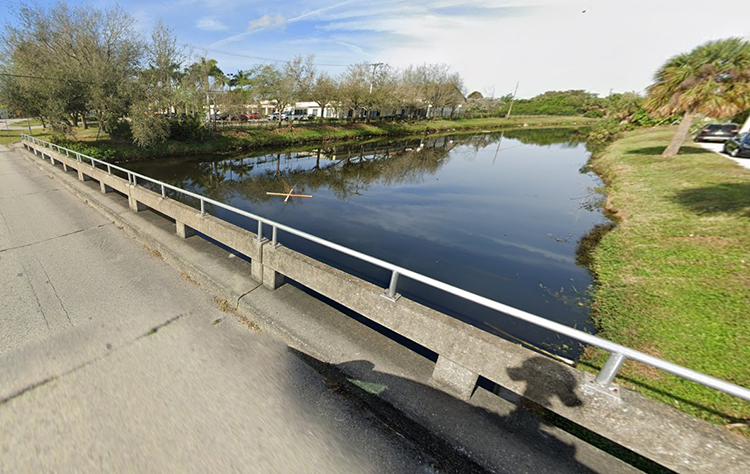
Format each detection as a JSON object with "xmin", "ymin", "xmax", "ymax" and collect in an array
[
  {"xmin": 697, "ymin": 141, "xmax": 750, "ymax": 170},
  {"xmin": 0, "ymin": 146, "xmax": 435, "ymax": 473}
]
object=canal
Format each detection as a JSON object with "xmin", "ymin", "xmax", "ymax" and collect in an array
[{"xmin": 128, "ymin": 128, "xmax": 609, "ymax": 360}]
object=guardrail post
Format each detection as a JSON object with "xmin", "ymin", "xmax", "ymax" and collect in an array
[
  {"xmin": 595, "ymin": 353, "xmax": 626, "ymax": 388},
  {"xmin": 382, "ymin": 270, "xmax": 401, "ymax": 301},
  {"xmin": 272, "ymin": 225, "xmax": 278, "ymax": 247},
  {"xmin": 200, "ymin": 198, "xmax": 205, "ymax": 216},
  {"xmin": 161, "ymin": 184, "xmax": 166, "ymax": 199},
  {"xmin": 257, "ymin": 221, "xmax": 263, "ymax": 241}
]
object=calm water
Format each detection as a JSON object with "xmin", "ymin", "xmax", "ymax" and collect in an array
[{"xmin": 129, "ymin": 128, "xmax": 608, "ymax": 359}]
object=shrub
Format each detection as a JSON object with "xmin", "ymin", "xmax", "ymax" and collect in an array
[
  {"xmin": 130, "ymin": 104, "xmax": 170, "ymax": 148},
  {"xmin": 169, "ymin": 114, "xmax": 211, "ymax": 142}
]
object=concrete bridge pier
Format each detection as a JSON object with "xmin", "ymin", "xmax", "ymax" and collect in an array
[
  {"xmin": 127, "ymin": 186, "xmax": 146, "ymax": 212},
  {"xmin": 431, "ymin": 356, "xmax": 479, "ymax": 400},
  {"xmin": 251, "ymin": 239, "xmax": 284, "ymax": 290},
  {"xmin": 262, "ymin": 265, "xmax": 284, "ymax": 290},
  {"xmin": 77, "ymin": 168, "xmax": 91, "ymax": 182},
  {"xmin": 100, "ymin": 181, "xmax": 112, "ymax": 193},
  {"xmin": 175, "ymin": 221, "xmax": 195, "ymax": 239}
]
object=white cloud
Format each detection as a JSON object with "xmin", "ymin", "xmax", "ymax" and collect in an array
[
  {"xmin": 322, "ymin": 0, "xmax": 750, "ymax": 97},
  {"xmin": 248, "ymin": 14, "xmax": 287, "ymax": 31},
  {"xmin": 196, "ymin": 17, "xmax": 229, "ymax": 31},
  {"xmin": 161, "ymin": 0, "xmax": 750, "ymax": 97}
]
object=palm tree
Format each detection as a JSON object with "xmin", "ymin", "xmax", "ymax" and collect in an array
[
  {"xmin": 190, "ymin": 57, "xmax": 224, "ymax": 131},
  {"xmin": 645, "ymin": 38, "xmax": 750, "ymax": 157}
]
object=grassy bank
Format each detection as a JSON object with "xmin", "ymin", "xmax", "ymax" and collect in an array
[
  {"xmin": 586, "ymin": 127, "xmax": 749, "ymax": 433},
  {"xmin": 4, "ymin": 115, "xmax": 595, "ymax": 161}
]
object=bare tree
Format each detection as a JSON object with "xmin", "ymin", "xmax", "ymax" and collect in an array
[
  {"xmin": 309, "ymin": 72, "xmax": 339, "ymax": 121},
  {"xmin": 252, "ymin": 55, "xmax": 313, "ymax": 127},
  {"xmin": 339, "ymin": 63, "xmax": 369, "ymax": 121}
]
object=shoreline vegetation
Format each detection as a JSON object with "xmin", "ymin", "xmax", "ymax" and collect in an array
[
  {"xmin": 2, "ymin": 116, "xmax": 597, "ymax": 162},
  {"xmin": 584, "ymin": 127, "xmax": 749, "ymax": 434}
]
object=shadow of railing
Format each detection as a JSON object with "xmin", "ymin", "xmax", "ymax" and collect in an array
[{"xmin": 291, "ymin": 348, "xmax": 672, "ymax": 473}]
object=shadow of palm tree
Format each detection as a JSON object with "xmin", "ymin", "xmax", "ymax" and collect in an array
[
  {"xmin": 673, "ymin": 182, "xmax": 750, "ymax": 217},
  {"xmin": 626, "ymin": 146, "xmax": 711, "ymax": 156}
]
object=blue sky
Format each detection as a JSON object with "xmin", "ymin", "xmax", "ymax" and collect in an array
[{"xmin": 2, "ymin": 0, "xmax": 749, "ymax": 97}]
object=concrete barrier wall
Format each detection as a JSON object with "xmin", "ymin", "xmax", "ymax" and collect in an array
[{"xmin": 22, "ymin": 139, "xmax": 750, "ymax": 474}]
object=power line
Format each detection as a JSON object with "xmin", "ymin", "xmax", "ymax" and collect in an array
[{"xmin": 183, "ymin": 43, "xmax": 351, "ymax": 68}]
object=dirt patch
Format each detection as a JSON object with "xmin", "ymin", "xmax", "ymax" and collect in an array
[
  {"xmin": 180, "ymin": 272, "xmax": 199, "ymax": 286},
  {"xmin": 142, "ymin": 244, "xmax": 164, "ymax": 261}
]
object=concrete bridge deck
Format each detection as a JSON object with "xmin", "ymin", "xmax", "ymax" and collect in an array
[
  {"xmin": 0, "ymin": 146, "xmax": 447, "ymax": 472},
  {"xmin": 4, "ymin": 141, "xmax": 750, "ymax": 473}
]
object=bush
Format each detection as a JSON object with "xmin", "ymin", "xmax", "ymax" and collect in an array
[
  {"xmin": 108, "ymin": 120, "xmax": 132, "ymax": 140},
  {"xmin": 583, "ymin": 109, "xmax": 605, "ymax": 118},
  {"xmin": 169, "ymin": 114, "xmax": 211, "ymax": 142},
  {"xmin": 56, "ymin": 139, "xmax": 117, "ymax": 161},
  {"xmin": 587, "ymin": 119, "xmax": 623, "ymax": 150},
  {"xmin": 130, "ymin": 104, "xmax": 171, "ymax": 148}
]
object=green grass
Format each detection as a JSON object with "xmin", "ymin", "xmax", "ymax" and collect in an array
[
  {"xmin": 10, "ymin": 115, "xmax": 596, "ymax": 161},
  {"xmin": 0, "ymin": 127, "xmax": 52, "ymax": 146},
  {"xmin": 585, "ymin": 127, "xmax": 750, "ymax": 434}
]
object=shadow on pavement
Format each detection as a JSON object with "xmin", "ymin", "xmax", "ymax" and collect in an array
[{"xmin": 292, "ymin": 349, "xmax": 606, "ymax": 473}]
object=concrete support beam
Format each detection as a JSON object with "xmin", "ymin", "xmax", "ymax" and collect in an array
[
  {"xmin": 262, "ymin": 265, "xmax": 285, "ymax": 290},
  {"xmin": 175, "ymin": 221, "xmax": 195, "ymax": 239},
  {"xmin": 100, "ymin": 181, "xmax": 112, "ymax": 194},
  {"xmin": 62, "ymin": 162, "xmax": 68, "ymax": 172},
  {"xmin": 77, "ymin": 169, "xmax": 91, "ymax": 182},
  {"xmin": 50, "ymin": 156, "xmax": 55, "ymax": 166},
  {"xmin": 128, "ymin": 188, "xmax": 147, "ymax": 212},
  {"xmin": 250, "ymin": 239, "xmax": 265, "ymax": 283},
  {"xmin": 430, "ymin": 355, "xmax": 479, "ymax": 401}
]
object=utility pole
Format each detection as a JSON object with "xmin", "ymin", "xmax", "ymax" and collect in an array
[
  {"xmin": 506, "ymin": 82, "xmax": 519, "ymax": 119},
  {"xmin": 367, "ymin": 62, "xmax": 383, "ymax": 121}
]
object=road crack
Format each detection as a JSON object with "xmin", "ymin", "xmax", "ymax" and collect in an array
[
  {"xmin": 0, "ymin": 223, "xmax": 109, "ymax": 254},
  {"xmin": 0, "ymin": 313, "xmax": 186, "ymax": 406}
]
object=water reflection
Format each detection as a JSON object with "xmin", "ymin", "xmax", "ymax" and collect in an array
[{"xmin": 129, "ymin": 128, "xmax": 606, "ymax": 359}]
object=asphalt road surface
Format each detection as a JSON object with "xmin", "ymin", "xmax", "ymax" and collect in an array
[{"xmin": 0, "ymin": 145, "xmax": 438, "ymax": 473}]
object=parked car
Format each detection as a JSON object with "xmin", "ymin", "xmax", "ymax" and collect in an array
[
  {"xmin": 267, "ymin": 112, "xmax": 308, "ymax": 122},
  {"xmin": 722, "ymin": 132, "xmax": 750, "ymax": 158},
  {"xmin": 245, "ymin": 112, "xmax": 260, "ymax": 120},
  {"xmin": 694, "ymin": 123, "xmax": 739, "ymax": 142},
  {"xmin": 286, "ymin": 112, "xmax": 309, "ymax": 121}
]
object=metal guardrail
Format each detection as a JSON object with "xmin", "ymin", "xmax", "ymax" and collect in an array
[{"xmin": 22, "ymin": 134, "xmax": 750, "ymax": 402}]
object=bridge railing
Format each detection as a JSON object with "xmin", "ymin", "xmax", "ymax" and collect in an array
[{"xmin": 21, "ymin": 133, "xmax": 750, "ymax": 402}]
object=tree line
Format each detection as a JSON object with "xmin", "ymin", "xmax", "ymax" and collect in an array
[{"xmin": 0, "ymin": 3, "xmax": 465, "ymax": 147}]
